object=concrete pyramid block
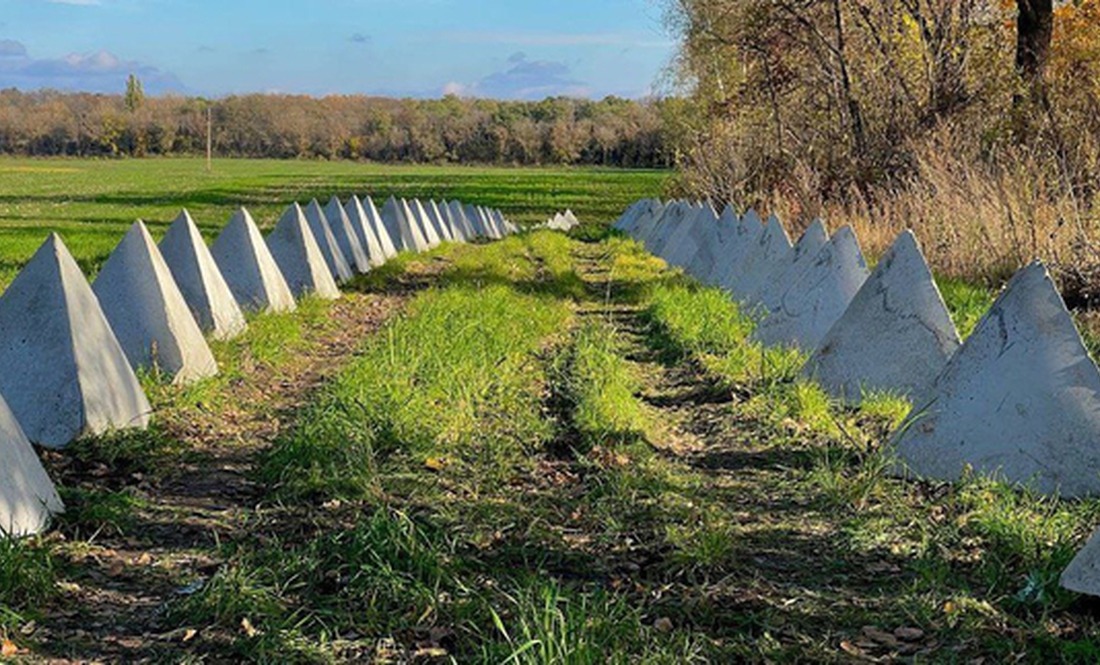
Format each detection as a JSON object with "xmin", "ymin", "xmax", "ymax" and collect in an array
[
  {"xmin": 804, "ymin": 231, "xmax": 961, "ymax": 403},
  {"xmin": 730, "ymin": 214, "xmax": 793, "ymax": 300},
  {"xmin": 0, "ymin": 392, "xmax": 63, "ymax": 536},
  {"xmin": 464, "ymin": 203, "xmax": 489, "ymax": 238},
  {"xmin": 1062, "ymin": 527, "xmax": 1100, "ymax": 597},
  {"xmin": 752, "ymin": 226, "xmax": 869, "ymax": 350},
  {"xmin": 411, "ymin": 199, "xmax": 442, "ymax": 247},
  {"xmin": 344, "ymin": 196, "xmax": 392, "ymax": 266},
  {"xmin": 451, "ymin": 201, "xmax": 478, "ymax": 240},
  {"xmin": 651, "ymin": 203, "xmax": 697, "ymax": 256},
  {"xmin": 303, "ymin": 200, "xmax": 354, "ymax": 283},
  {"xmin": 400, "ymin": 199, "xmax": 431, "ymax": 251},
  {"xmin": 712, "ymin": 209, "xmax": 764, "ymax": 288},
  {"xmin": 751, "ymin": 220, "xmax": 830, "ymax": 311},
  {"xmin": 439, "ymin": 201, "xmax": 466, "ymax": 242},
  {"xmin": 626, "ymin": 200, "xmax": 665, "ymax": 240},
  {"xmin": 94, "ymin": 221, "xmax": 219, "ymax": 384},
  {"xmin": 889, "ymin": 261, "xmax": 1100, "ymax": 498},
  {"xmin": 267, "ymin": 203, "xmax": 342, "ymax": 300},
  {"xmin": 324, "ymin": 196, "xmax": 372, "ymax": 274},
  {"xmin": 699, "ymin": 205, "xmax": 741, "ymax": 284},
  {"xmin": 0, "ymin": 234, "xmax": 151, "ymax": 448},
  {"xmin": 667, "ymin": 205, "xmax": 717, "ymax": 271},
  {"xmin": 428, "ymin": 201, "xmax": 454, "ymax": 242},
  {"xmin": 212, "ymin": 208, "xmax": 297, "ymax": 314},
  {"xmin": 159, "ymin": 210, "xmax": 248, "ymax": 341}
]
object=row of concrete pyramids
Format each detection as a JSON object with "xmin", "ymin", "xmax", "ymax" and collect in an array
[
  {"xmin": 0, "ymin": 195, "xmax": 515, "ymax": 538},
  {"xmin": 541, "ymin": 210, "xmax": 581, "ymax": 232},
  {"xmin": 613, "ymin": 198, "xmax": 1100, "ymax": 598}
]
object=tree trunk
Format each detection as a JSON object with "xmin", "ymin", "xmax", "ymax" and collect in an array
[{"xmin": 1016, "ymin": 0, "xmax": 1054, "ymax": 83}]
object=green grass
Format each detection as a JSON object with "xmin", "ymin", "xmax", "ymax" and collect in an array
[
  {"xmin": 0, "ymin": 157, "xmax": 667, "ymax": 288},
  {"xmin": 560, "ymin": 321, "xmax": 649, "ymax": 449}
]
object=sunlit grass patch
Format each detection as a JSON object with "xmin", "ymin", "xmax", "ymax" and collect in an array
[
  {"xmin": 561, "ymin": 321, "xmax": 649, "ymax": 449},
  {"xmin": 262, "ymin": 284, "xmax": 570, "ymax": 501},
  {"xmin": 937, "ymin": 275, "xmax": 994, "ymax": 340}
]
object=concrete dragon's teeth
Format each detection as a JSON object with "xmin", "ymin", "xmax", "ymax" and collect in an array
[
  {"xmin": 0, "ymin": 234, "xmax": 151, "ymax": 448},
  {"xmin": 94, "ymin": 220, "xmax": 219, "ymax": 384},
  {"xmin": 212, "ymin": 207, "xmax": 297, "ymax": 314},
  {"xmin": 159, "ymin": 209, "xmax": 247, "ymax": 341}
]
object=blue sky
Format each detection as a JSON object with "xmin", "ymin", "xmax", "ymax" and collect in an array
[{"xmin": 0, "ymin": 0, "xmax": 675, "ymax": 99}]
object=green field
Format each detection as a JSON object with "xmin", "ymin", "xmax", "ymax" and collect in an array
[{"xmin": 0, "ymin": 157, "xmax": 668, "ymax": 286}]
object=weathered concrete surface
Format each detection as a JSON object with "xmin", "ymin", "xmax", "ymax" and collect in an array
[
  {"xmin": 94, "ymin": 221, "xmax": 219, "ymax": 384},
  {"xmin": 440, "ymin": 201, "xmax": 466, "ymax": 241},
  {"xmin": 159, "ymin": 209, "xmax": 247, "ymax": 341},
  {"xmin": 698, "ymin": 205, "xmax": 742, "ymax": 285},
  {"xmin": 713, "ymin": 209, "xmax": 764, "ymax": 290},
  {"xmin": 889, "ymin": 261, "xmax": 1100, "ymax": 498},
  {"xmin": 651, "ymin": 203, "xmax": 698, "ymax": 257},
  {"xmin": 267, "ymin": 204, "xmax": 342, "ymax": 300},
  {"xmin": 752, "ymin": 226, "xmax": 869, "ymax": 351},
  {"xmin": 411, "ymin": 199, "xmax": 441, "ymax": 247},
  {"xmin": 400, "ymin": 199, "xmax": 431, "ymax": 251},
  {"xmin": 345, "ymin": 196, "xmax": 393, "ymax": 265},
  {"xmin": 731, "ymin": 215, "xmax": 793, "ymax": 302},
  {"xmin": 0, "ymin": 234, "xmax": 151, "ymax": 448},
  {"xmin": 323, "ymin": 196, "xmax": 372, "ymax": 273},
  {"xmin": 0, "ymin": 392, "xmax": 63, "ymax": 536},
  {"xmin": 465, "ymin": 203, "xmax": 490, "ymax": 239},
  {"xmin": 1062, "ymin": 527, "xmax": 1100, "ymax": 597},
  {"xmin": 751, "ymin": 220, "xmax": 829, "ymax": 312},
  {"xmin": 658, "ymin": 204, "xmax": 704, "ymax": 267},
  {"xmin": 303, "ymin": 199, "xmax": 354, "ymax": 283},
  {"xmin": 212, "ymin": 208, "xmax": 297, "ymax": 314},
  {"xmin": 804, "ymin": 230, "xmax": 960, "ymax": 403},
  {"xmin": 429, "ymin": 201, "xmax": 455, "ymax": 242},
  {"xmin": 667, "ymin": 205, "xmax": 717, "ymax": 273},
  {"xmin": 449, "ymin": 201, "xmax": 477, "ymax": 240}
]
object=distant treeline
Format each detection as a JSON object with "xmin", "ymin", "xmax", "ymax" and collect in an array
[{"xmin": 0, "ymin": 90, "xmax": 669, "ymax": 167}]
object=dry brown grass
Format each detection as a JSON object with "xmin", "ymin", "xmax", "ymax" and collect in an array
[{"xmin": 768, "ymin": 127, "xmax": 1100, "ymax": 304}]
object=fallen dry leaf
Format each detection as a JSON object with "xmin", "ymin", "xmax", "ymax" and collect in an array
[
  {"xmin": 654, "ymin": 617, "xmax": 674, "ymax": 633},
  {"xmin": 2, "ymin": 639, "xmax": 18, "ymax": 657},
  {"xmin": 895, "ymin": 626, "xmax": 925, "ymax": 641},
  {"xmin": 240, "ymin": 617, "xmax": 258, "ymax": 638}
]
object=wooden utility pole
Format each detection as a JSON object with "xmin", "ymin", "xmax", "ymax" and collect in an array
[{"xmin": 206, "ymin": 107, "xmax": 213, "ymax": 172}]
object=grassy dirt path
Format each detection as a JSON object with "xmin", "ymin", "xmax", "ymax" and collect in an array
[{"xmin": 33, "ymin": 293, "xmax": 405, "ymax": 663}]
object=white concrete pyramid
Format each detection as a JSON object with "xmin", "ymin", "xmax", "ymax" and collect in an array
[
  {"xmin": 713, "ymin": 208, "xmax": 764, "ymax": 289},
  {"xmin": 345, "ymin": 196, "xmax": 392, "ymax": 265},
  {"xmin": 411, "ymin": 199, "xmax": 442, "ymax": 247},
  {"xmin": 428, "ymin": 201, "xmax": 455, "ymax": 242},
  {"xmin": 303, "ymin": 199, "xmax": 354, "ymax": 283},
  {"xmin": 212, "ymin": 208, "xmax": 297, "ymax": 314},
  {"xmin": 159, "ymin": 210, "xmax": 247, "ymax": 341},
  {"xmin": 267, "ymin": 203, "xmax": 341, "ymax": 300},
  {"xmin": 464, "ymin": 203, "xmax": 488, "ymax": 238},
  {"xmin": 440, "ymin": 200, "xmax": 466, "ymax": 241},
  {"xmin": 752, "ymin": 226, "xmax": 869, "ymax": 350},
  {"xmin": 380, "ymin": 197, "xmax": 410, "ymax": 251},
  {"xmin": 94, "ymin": 221, "xmax": 219, "ymax": 384},
  {"xmin": 751, "ymin": 220, "xmax": 830, "ymax": 311},
  {"xmin": 890, "ymin": 261, "xmax": 1100, "ymax": 498},
  {"xmin": 634, "ymin": 202, "xmax": 670, "ymax": 245},
  {"xmin": 645, "ymin": 202, "xmax": 691, "ymax": 254},
  {"xmin": 1062, "ymin": 528, "xmax": 1100, "ymax": 597},
  {"xmin": 804, "ymin": 231, "xmax": 961, "ymax": 403},
  {"xmin": 450, "ymin": 201, "xmax": 478, "ymax": 240},
  {"xmin": 400, "ymin": 199, "xmax": 431, "ymax": 251},
  {"xmin": 0, "ymin": 234, "xmax": 151, "ymax": 448},
  {"xmin": 0, "ymin": 392, "xmax": 63, "ymax": 536},
  {"xmin": 658, "ymin": 204, "xmax": 703, "ymax": 266},
  {"xmin": 627, "ymin": 200, "xmax": 665, "ymax": 239},
  {"xmin": 667, "ymin": 205, "xmax": 717, "ymax": 272},
  {"xmin": 730, "ymin": 214, "xmax": 793, "ymax": 300},
  {"xmin": 323, "ymin": 196, "xmax": 372, "ymax": 273}
]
